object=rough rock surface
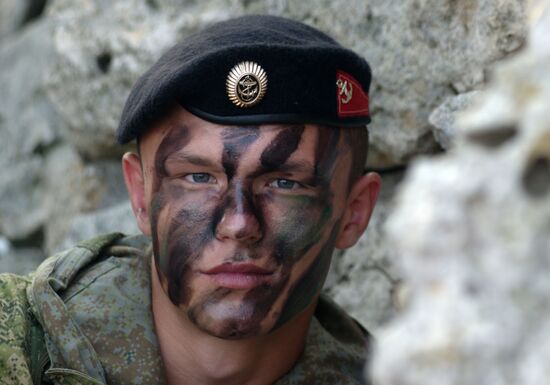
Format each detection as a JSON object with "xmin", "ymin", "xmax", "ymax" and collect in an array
[
  {"xmin": 244, "ymin": 0, "xmax": 527, "ymax": 166},
  {"xmin": 0, "ymin": 19, "xmax": 61, "ymax": 165},
  {"xmin": 42, "ymin": 0, "xmax": 527, "ymax": 164},
  {"xmin": 57, "ymin": 202, "xmax": 139, "ymax": 252},
  {"xmin": 0, "ymin": 245, "xmax": 44, "ymax": 275},
  {"xmin": 429, "ymin": 91, "xmax": 481, "ymax": 149},
  {"xmin": 44, "ymin": 0, "xmax": 240, "ymax": 158},
  {"xmin": 44, "ymin": 158, "xmax": 130, "ymax": 253},
  {"xmin": 371, "ymin": 3, "xmax": 550, "ymax": 384},
  {"xmin": 0, "ymin": 0, "xmax": 47, "ymax": 40}
]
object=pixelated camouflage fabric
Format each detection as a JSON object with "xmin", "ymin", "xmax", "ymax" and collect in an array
[{"xmin": 1, "ymin": 233, "xmax": 369, "ymax": 384}]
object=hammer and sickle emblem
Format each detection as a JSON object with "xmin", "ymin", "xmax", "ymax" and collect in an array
[{"xmin": 336, "ymin": 79, "xmax": 353, "ymax": 104}]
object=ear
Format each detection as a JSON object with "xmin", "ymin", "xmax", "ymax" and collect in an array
[
  {"xmin": 122, "ymin": 152, "xmax": 151, "ymax": 236},
  {"xmin": 335, "ymin": 172, "xmax": 381, "ymax": 249}
]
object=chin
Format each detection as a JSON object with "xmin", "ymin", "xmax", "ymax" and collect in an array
[{"xmin": 186, "ymin": 298, "xmax": 276, "ymax": 340}]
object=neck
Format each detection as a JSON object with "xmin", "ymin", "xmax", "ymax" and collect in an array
[{"xmin": 151, "ymin": 259, "xmax": 316, "ymax": 385}]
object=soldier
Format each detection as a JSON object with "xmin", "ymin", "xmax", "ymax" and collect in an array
[{"xmin": 0, "ymin": 15, "xmax": 380, "ymax": 385}]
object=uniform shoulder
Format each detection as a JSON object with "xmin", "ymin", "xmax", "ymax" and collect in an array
[
  {"xmin": 0, "ymin": 273, "xmax": 31, "ymax": 299},
  {"xmin": 0, "ymin": 273, "xmax": 34, "ymax": 384}
]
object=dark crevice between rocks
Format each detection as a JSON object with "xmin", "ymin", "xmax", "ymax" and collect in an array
[
  {"xmin": 467, "ymin": 124, "xmax": 518, "ymax": 148},
  {"xmin": 32, "ymin": 138, "xmax": 62, "ymax": 157},
  {"xmin": 10, "ymin": 227, "xmax": 45, "ymax": 249},
  {"xmin": 146, "ymin": 0, "xmax": 159, "ymax": 10},
  {"xmin": 21, "ymin": 0, "xmax": 48, "ymax": 26},
  {"xmin": 96, "ymin": 52, "xmax": 112, "ymax": 74},
  {"xmin": 522, "ymin": 156, "xmax": 550, "ymax": 198}
]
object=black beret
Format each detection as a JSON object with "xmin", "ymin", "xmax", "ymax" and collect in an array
[{"xmin": 117, "ymin": 15, "xmax": 372, "ymax": 144}]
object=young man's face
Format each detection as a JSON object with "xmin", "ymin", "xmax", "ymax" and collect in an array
[{"xmin": 131, "ymin": 107, "xmax": 370, "ymax": 339}]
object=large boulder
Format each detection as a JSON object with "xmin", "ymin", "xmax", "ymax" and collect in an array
[{"xmin": 371, "ymin": 3, "xmax": 550, "ymax": 384}]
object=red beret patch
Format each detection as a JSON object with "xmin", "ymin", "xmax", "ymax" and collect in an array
[{"xmin": 336, "ymin": 70, "xmax": 369, "ymax": 118}]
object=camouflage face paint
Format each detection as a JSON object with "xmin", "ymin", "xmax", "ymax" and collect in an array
[{"xmin": 149, "ymin": 121, "xmax": 347, "ymax": 339}]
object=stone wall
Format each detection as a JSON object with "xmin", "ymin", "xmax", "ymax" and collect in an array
[
  {"xmin": 371, "ymin": 1, "xmax": 550, "ymax": 383},
  {"xmin": 0, "ymin": 0, "xmax": 528, "ymax": 335}
]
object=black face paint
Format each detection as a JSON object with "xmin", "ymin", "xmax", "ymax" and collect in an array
[
  {"xmin": 222, "ymin": 126, "xmax": 259, "ymax": 180},
  {"xmin": 260, "ymin": 125, "xmax": 305, "ymax": 170},
  {"xmin": 150, "ymin": 122, "xmax": 346, "ymax": 338}
]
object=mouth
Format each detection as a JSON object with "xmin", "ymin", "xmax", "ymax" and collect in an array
[{"xmin": 201, "ymin": 263, "xmax": 275, "ymax": 290}]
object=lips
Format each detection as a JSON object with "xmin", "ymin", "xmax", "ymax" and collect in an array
[{"xmin": 202, "ymin": 263, "xmax": 274, "ymax": 290}]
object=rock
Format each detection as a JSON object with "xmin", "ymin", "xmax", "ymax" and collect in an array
[
  {"xmin": 429, "ymin": 91, "xmax": 481, "ymax": 149},
  {"xmin": 44, "ymin": 0, "xmax": 238, "ymax": 159},
  {"xmin": 0, "ymin": 19, "xmax": 62, "ymax": 165},
  {"xmin": 0, "ymin": 157, "xmax": 49, "ymax": 240},
  {"xmin": 57, "ymin": 202, "xmax": 140, "ymax": 252},
  {"xmin": 324, "ymin": 170, "xmax": 404, "ymax": 333},
  {"xmin": 44, "ymin": 157, "xmax": 130, "ymax": 253},
  {"xmin": 0, "ymin": 139, "xmax": 129, "ymax": 249},
  {"xmin": 0, "ymin": 18, "xmax": 68, "ymax": 242},
  {"xmin": 0, "ymin": 246, "xmax": 44, "ymax": 275},
  {"xmin": 42, "ymin": 0, "xmax": 527, "ymax": 164},
  {"xmin": 370, "ymin": 3, "xmax": 550, "ymax": 384},
  {"xmin": 0, "ymin": 229, "xmax": 44, "ymax": 275},
  {"xmin": 0, "ymin": 236, "xmax": 11, "ymax": 257},
  {"xmin": 244, "ymin": 0, "xmax": 527, "ymax": 166},
  {"xmin": 0, "ymin": 0, "xmax": 47, "ymax": 40}
]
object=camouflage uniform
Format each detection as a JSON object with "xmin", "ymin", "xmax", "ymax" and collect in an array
[{"xmin": 0, "ymin": 233, "xmax": 370, "ymax": 385}]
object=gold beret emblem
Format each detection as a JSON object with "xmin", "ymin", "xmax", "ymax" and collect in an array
[{"xmin": 226, "ymin": 61, "xmax": 268, "ymax": 108}]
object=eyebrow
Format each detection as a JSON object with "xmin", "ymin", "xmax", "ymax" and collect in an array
[
  {"xmin": 164, "ymin": 151, "xmax": 222, "ymax": 170},
  {"xmin": 265, "ymin": 160, "xmax": 315, "ymax": 175}
]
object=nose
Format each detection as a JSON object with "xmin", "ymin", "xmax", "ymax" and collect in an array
[{"xmin": 215, "ymin": 184, "xmax": 262, "ymax": 244}]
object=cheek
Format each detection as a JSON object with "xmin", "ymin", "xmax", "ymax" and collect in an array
[
  {"xmin": 151, "ymin": 181, "xmax": 221, "ymax": 272},
  {"xmin": 259, "ymin": 193, "xmax": 334, "ymax": 262}
]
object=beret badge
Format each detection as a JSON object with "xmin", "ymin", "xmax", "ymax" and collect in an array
[{"xmin": 226, "ymin": 61, "xmax": 268, "ymax": 108}]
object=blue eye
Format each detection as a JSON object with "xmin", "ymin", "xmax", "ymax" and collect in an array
[
  {"xmin": 270, "ymin": 179, "xmax": 298, "ymax": 190},
  {"xmin": 184, "ymin": 173, "xmax": 215, "ymax": 184}
]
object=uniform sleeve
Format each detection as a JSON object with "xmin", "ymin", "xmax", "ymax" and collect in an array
[{"xmin": 0, "ymin": 274, "xmax": 34, "ymax": 385}]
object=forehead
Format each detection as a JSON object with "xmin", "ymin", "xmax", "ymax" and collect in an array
[{"xmin": 140, "ymin": 107, "xmax": 325, "ymax": 163}]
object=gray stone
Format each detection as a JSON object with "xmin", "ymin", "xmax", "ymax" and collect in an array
[
  {"xmin": 0, "ymin": 140, "xmax": 128, "ymax": 248},
  {"xmin": 371, "ymin": 3, "xmax": 550, "ymax": 384},
  {"xmin": 58, "ymin": 202, "xmax": 140, "ymax": 252},
  {"xmin": 0, "ymin": 246, "xmax": 44, "ymax": 275},
  {"xmin": 0, "ymin": 157, "xmax": 48, "ymax": 239},
  {"xmin": 324, "ymin": 170, "xmax": 404, "ymax": 333},
  {"xmin": 0, "ymin": 18, "xmax": 62, "ymax": 165},
  {"xmin": 0, "ymin": 0, "xmax": 47, "ymax": 40},
  {"xmin": 0, "ymin": 229, "xmax": 44, "ymax": 275},
  {"xmin": 44, "ymin": 0, "xmax": 239, "ymax": 159},
  {"xmin": 0, "ymin": 236, "xmax": 11, "ymax": 257},
  {"xmin": 44, "ymin": 158, "xmax": 130, "ymax": 253},
  {"xmin": 42, "ymin": 0, "xmax": 527, "ymax": 164},
  {"xmin": 429, "ymin": 91, "xmax": 481, "ymax": 149},
  {"xmin": 244, "ymin": 0, "xmax": 527, "ymax": 166}
]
